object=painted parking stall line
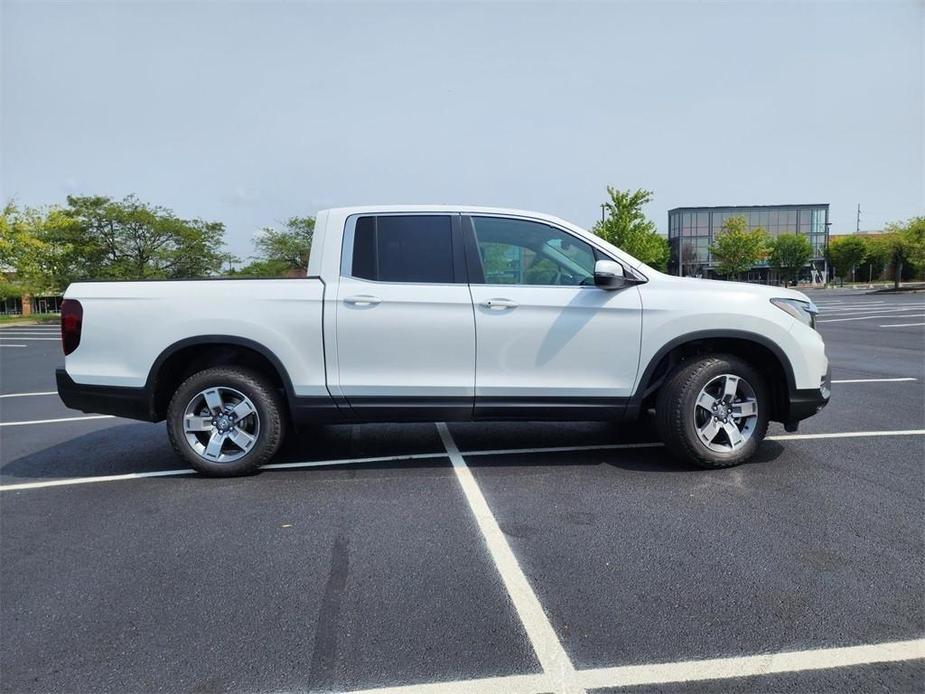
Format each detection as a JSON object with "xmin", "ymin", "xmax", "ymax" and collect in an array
[
  {"xmin": 2, "ymin": 429, "xmax": 924, "ymax": 492},
  {"xmin": 574, "ymin": 638, "xmax": 925, "ymax": 691},
  {"xmin": 0, "ymin": 451, "xmax": 452, "ymax": 491},
  {"xmin": 818, "ymin": 314, "xmax": 925, "ymax": 324},
  {"xmin": 880, "ymin": 322, "xmax": 925, "ymax": 328},
  {"xmin": 437, "ymin": 423, "xmax": 581, "ymax": 692},
  {"xmin": 0, "ymin": 414, "xmax": 115, "ymax": 427},
  {"xmin": 340, "ymin": 639, "xmax": 925, "ymax": 694},
  {"xmin": 831, "ymin": 378, "xmax": 918, "ymax": 384},
  {"xmin": 0, "ymin": 391, "xmax": 59, "ymax": 398}
]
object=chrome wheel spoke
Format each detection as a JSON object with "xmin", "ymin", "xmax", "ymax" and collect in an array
[
  {"xmin": 202, "ymin": 388, "xmax": 224, "ymax": 414},
  {"xmin": 204, "ymin": 431, "xmax": 227, "ymax": 459},
  {"xmin": 696, "ymin": 391, "xmax": 717, "ymax": 412},
  {"xmin": 231, "ymin": 399, "xmax": 256, "ymax": 421},
  {"xmin": 722, "ymin": 375, "xmax": 740, "ymax": 401},
  {"xmin": 184, "ymin": 415, "xmax": 214, "ymax": 432},
  {"xmin": 228, "ymin": 429, "xmax": 256, "ymax": 452},
  {"xmin": 732, "ymin": 399, "xmax": 758, "ymax": 417},
  {"xmin": 698, "ymin": 417, "xmax": 721, "ymax": 444},
  {"xmin": 723, "ymin": 422, "xmax": 744, "ymax": 447}
]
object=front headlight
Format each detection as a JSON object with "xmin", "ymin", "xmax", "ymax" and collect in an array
[{"xmin": 770, "ymin": 298, "xmax": 818, "ymax": 329}]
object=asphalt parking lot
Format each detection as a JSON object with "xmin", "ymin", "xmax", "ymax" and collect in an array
[{"xmin": 1, "ymin": 289, "xmax": 923, "ymax": 693}]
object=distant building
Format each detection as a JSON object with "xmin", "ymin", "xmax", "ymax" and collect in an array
[{"xmin": 667, "ymin": 203, "xmax": 830, "ymax": 282}]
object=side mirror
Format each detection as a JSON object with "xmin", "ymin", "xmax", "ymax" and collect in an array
[{"xmin": 594, "ymin": 260, "xmax": 626, "ymax": 290}]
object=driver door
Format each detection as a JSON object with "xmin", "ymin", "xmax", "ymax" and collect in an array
[{"xmin": 465, "ymin": 215, "xmax": 643, "ymax": 418}]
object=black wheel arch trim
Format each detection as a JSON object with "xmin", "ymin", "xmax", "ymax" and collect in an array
[
  {"xmin": 629, "ymin": 329, "xmax": 799, "ymax": 417},
  {"xmin": 145, "ymin": 335, "xmax": 340, "ymax": 424}
]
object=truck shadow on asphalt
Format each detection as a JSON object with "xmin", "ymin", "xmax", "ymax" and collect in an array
[{"xmin": 1, "ymin": 420, "xmax": 786, "ymax": 482}]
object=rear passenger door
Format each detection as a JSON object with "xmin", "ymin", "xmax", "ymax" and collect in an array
[{"xmin": 334, "ymin": 213, "xmax": 475, "ymax": 420}]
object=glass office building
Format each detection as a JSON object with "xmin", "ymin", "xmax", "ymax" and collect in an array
[{"xmin": 667, "ymin": 203, "xmax": 830, "ymax": 281}]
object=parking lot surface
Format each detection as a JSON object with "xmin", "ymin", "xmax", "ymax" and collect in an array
[{"xmin": 1, "ymin": 290, "xmax": 923, "ymax": 693}]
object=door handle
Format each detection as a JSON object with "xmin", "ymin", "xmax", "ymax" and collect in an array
[
  {"xmin": 344, "ymin": 294, "xmax": 382, "ymax": 307},
  {"xmin": 480, "ymin": 299, "xmax": 518, "ymax": 310}
]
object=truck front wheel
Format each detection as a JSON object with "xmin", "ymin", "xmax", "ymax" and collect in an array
[
  {"xmin": 656, "ymin": 355, "xmax": 769, "ymax": 469},
  {"xmin": 166, "ymin": 366, "xmax": 285, "ymax": 476}
]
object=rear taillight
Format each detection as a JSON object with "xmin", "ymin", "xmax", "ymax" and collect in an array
[{"xmin": 61, "ymin": 299, "xmax": 83, "ymax": 355}]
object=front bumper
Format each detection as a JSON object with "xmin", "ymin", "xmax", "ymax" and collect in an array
[
  {"xmin": 785, "ymin": 364, "xmax": 831, "ymax": 428},
  {"xmin": 56, "ymin": 369, "xmax": 155, "ymax": 421}
]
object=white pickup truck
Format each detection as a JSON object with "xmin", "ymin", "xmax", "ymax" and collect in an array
[{"xmin": 57, "ymin": 206, "xmax": 830, "ymax": 476}]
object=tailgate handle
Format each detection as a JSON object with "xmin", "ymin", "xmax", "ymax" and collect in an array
[
  {"xmin": 481, "ymin": 298, "xmax": 518, "ymax": 310},
  {"xmin": 344, "ymin": 294, "xmax": 382, "ymax": 307}
]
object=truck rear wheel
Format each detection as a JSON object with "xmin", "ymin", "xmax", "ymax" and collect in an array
[
  {"xmin": 656, "ymin": 355, "xmax": 769, "ymax": 469},
  {"xmin": 166, "ymin": 366, "xmax": 285, "ymax": 476}
]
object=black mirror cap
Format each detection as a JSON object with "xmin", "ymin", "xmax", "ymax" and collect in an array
[{"xmin": 594, "ymin": 273, "xmax": 626, "ymax": 290}]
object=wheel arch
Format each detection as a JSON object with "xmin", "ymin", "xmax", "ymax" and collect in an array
[
  {"xmin": 633, "ymin": 330, "xmax": 797, "ymax": 422},
  {"xmin": 146, "ymin": 335, "xmax": 296, "ymax": 421}
]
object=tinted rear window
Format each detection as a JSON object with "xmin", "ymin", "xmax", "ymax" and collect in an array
[{"xmin": 351, "ymin": 215, "xmax": 455, "ymax": 283}]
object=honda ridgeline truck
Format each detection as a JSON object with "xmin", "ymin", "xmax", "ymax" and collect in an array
[{"xmin": 57, "ymin": 206, "xmax": 831, "ymax": 476}]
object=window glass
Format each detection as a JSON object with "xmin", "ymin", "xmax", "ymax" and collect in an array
[
  {"xmin": 350, "ymin": 215, "xmax": 454, "ymax": 283},
  {"xmin": 471, "ymin": 216, "xmax": 597, "ymax": 286}
]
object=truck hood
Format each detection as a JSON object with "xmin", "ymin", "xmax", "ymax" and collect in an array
[{"xmin": 648, "ymin": 272, "xmax": 813, "ymax": 304}]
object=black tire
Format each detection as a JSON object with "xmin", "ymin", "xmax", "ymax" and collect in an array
[
  {"xmin": 166, "ymin": 366, "xmax": 285, "ymax": 477},
  {"xmin": 655, "ymin": 354, "xmax": 769, "ymax": 469}
]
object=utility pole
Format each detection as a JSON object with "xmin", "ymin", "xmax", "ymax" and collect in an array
[
  {"xmin": 856, "ymin": 204, "xmax": 861, "ymax": 233},
  {"xmin": 600, "ymin": 204, "xmax": 607, "ymax": 224}
]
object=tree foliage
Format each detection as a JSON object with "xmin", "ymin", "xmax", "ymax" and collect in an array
[
  {"xmin": 768, "ymin": 233, "xmax": 813, "ymax": 286},
  {"xmin": 55, "ymin": 195, "xmax": 230, "ymax": 282},
  {"xmin": 1, "ymin": 196, "xmax": 231, "ymax": 294},
  {"xmin": 592, "ymin": 187, "xmax": 669, "ymax": 271},
  {"xmin": 231, "ymin": 216, "xmax": 315, "ymax": 277},
  {"xmin": 873, "ymin": 217, "xmax": 925, "ymax": 288},
  {"xmin": 0, "ymin": 202, "xmax": 51, "ymax": 297},
  {"xmin": 826, "ymin": 235, "xmax": 867, "ymax": 279},
  {"xmin": 708, "ymin": 215, "xmax": 769, "ymax": 280}
]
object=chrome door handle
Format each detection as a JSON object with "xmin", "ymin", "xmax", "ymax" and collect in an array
[
  {"xmin": 344, "ymin": 294, "xmax": 382, "ymax": 306},
  {"xmin": 481, "ymin": 299, "xmax": 518, "ymax": 310}
]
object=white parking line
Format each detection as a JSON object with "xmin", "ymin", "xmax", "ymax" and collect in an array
[
  {"xmin": 0, "ymin": 468, "xmax": 198, "ymax": 491},
  {"xmin": 880, "ymin": 322, "xmax": 925, "ymax": 328},
  {"xmin": 436, "ymin": 423, "xmax": 579, "ymax": 691},
  {"xmin": 818, "ymin": 314, "xmax": 925, "ymax": 324},
  {"xmin": 340, "ymin": 638, "xmax": 925, "ymax": 694},
  {"xmin": 0, "ymin": 415, "xmax": 115, "ymax": 427},
  {"xmin": 820, "ymin": 308, "xmax": 925, "ymax": 318},
  {"xmin": 575, "ymin": 638, "xmax": 925, "ymax": 691},
  {"xmin": 0, "ymin": 327, "xmax": 59, "ymax": 331},
  {"xmin": 0, "ymin": 391, "xmax": 58, "ymax": 398},
  {"xmin": 0, "ymin": 344, "xmax": 27, "ymax": 348},
  {"xmin": 0, "ymin": 337, "xmax": 60, "ymax": 341},
  {"xmin": 831, "ymin": 378, "xmax": 918, "ymax": 383},
  {"xmin": 2, "ymin": 430, "xmax": 924, "ymax": 491},
  {"xmin": 0, "ymin": 451, "xmax": 450, "ymax": 491},
  {"xmin": 767, "ymin": 429, "xmax": 925, "ymax": 441}
]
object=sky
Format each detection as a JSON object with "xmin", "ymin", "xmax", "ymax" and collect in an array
[{"xmin": 2, "ymin": 0, "xmax": 922, "ymax": 259}]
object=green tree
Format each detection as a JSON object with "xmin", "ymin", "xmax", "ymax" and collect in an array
[
  {"xmin": 250, "ymin": 216, "xmax": 315, "ymax": 276},
  {"xmin": 593, "ymin": 187, "xmax": 669, "ymax": 271},
  {"xmin": 768, "ymin": 233, "xmax": 813, "ymax": 286},
  {"xmin": 708, "ymin": 215, "xmax": 769, "ymax": 280},
  {"xmin": 0, "ymin": 202, "xmax": 57, "ymax": 297},
  {"xmin": 826, "ymin": 235, "xmax": 867, "ymax": 281},
  {"xmin": 44, "ymin": 195, "xmax": 232, "ymax": 282},
  {"xmin": 875, "ymin": 217, "xmax": 925, "ymax": 289}
]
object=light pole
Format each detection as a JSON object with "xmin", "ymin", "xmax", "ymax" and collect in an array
[{"xmin": 600, "ymin": 204, "xmax": 607, "ymax": 224}]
